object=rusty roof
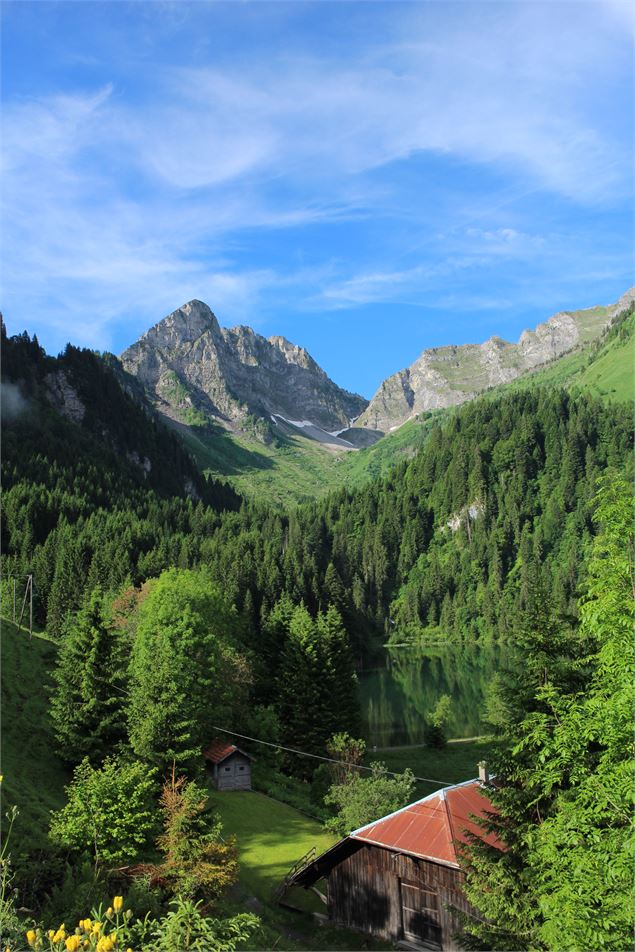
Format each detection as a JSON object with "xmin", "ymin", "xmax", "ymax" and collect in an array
[
  {"xmin": 203, "ymin": 739, "xmax": 253, "ymax": 764},
  {"xmin": 350, "ymin": 779, "xmax": 500, "ymax": 868}
]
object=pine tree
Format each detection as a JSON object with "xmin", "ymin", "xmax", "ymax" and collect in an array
[{"xmin": 50, "ymin": 587, "xmax": 127, "ymax": 764}]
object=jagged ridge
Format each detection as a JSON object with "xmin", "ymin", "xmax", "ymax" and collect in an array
[
  {"xmin": 120, "ymin": 300, "xmax": 367, "ymax": 432},
  {"xmin": 357, "ymin": 288, "xmax": 635, "ymax": 432}
]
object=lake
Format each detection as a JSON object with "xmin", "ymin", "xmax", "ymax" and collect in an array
[{"xmin": 357, "ymin": 640, "xmax": 507, "ymax": 747}]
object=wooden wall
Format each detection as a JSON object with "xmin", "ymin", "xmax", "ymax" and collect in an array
[
  {"xmin": 211, "ymin": 752, "xmax": 252, "ymax": 790},
  {"xmin": 326, "ymin": 843, "xmax": 477, "ymax": 950}
]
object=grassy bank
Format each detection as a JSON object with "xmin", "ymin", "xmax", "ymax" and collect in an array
[
  {"xmin": 0, "ymin": 619, "xmax": 69, "ymax": 855},
  {"xmin": 365, "ymin": 738, "xmax": 491, "ymax": 801}
]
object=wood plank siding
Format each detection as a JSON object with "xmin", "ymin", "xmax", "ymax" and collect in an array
[
  {"xmin": 211, "ymin": 751, "xmax": 252, "ymax": 790},
  {"xmin": 327, "ymin": 843, "xmax": 476, "ymax": 950}
]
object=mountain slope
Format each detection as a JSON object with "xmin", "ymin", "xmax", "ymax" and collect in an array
[
  {"xmin": 356, "ymin": 289, "xmax": 634, "ymax": 432},
  {"xmin": 113, "ymin": 289, "xmax": 632, "ymax": 507},
  {"xmin": 120, "ymin": 299, "xmax": 367, "ymax": 432}
]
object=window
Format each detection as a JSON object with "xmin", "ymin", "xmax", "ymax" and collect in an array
[
  {"xmin": 224, "ymin": 766, "xmax": 231, "ymax": 772},
  {"xmin": 238, "ymin": 766, "xmax": 245, "ymax": 771}
]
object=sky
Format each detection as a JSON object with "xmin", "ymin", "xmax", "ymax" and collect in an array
[{"xmin": 1, "ymin": 1, "xmax": 633, "ymax": 398}]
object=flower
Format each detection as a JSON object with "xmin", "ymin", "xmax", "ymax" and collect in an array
[
  {"xmin": 96, "ymin": 937, "xmax": 115, "ymax": 952},
  {"xmin": 112, "ymin": 896, "xmax": 124, "ymax": 914},
  {"xmin": 80, "ymin": 919, "xmax": 92, "ymax": 932},
  {"xmin": 66, "ymin": 938, "xmax": 82, "ymax": 952},
  {"xmin": 106, "ymin": 908, "xmax": 113, "ymax": 918},
  {"xmin": 92, "ymin": 922, "xmax": 102, "ymax": 935},
  {"xmin": 25, "ymin": 932, "xmax": 37, "ymax": 948}
]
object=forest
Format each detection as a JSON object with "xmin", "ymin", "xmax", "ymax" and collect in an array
[{"xmin": 1, "ymin": 322, "xmax": 633, "ymax": 951}]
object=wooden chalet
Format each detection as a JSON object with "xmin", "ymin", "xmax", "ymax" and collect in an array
[
  {"xmin": 203, "ymin": 739, "xmax": 253, "ymax": 791},
  {"xmin": 289, "ymin": 772, "xmax": 500, "ymax": 950}
]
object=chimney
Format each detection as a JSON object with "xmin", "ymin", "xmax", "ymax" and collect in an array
[{"xmin": 478, "ymin": 761, "xmax": 489, "ymax": 784}]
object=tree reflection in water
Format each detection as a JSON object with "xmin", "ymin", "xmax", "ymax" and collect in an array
[{"xmin": 358, "ymin": 641, "xmax": 507, "ymax": 746}]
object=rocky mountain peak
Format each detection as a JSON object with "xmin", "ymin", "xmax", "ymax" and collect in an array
[
  {"xmin": 120, "ymin": 301, "xmax": 367, "ymax": 433},
  {"xmin": 268, "ymin": 335, "xmax": 321, "ymax": 372},
  {"xmin": 140, "ymin": 300, "xmax": 220, "ymax": 348}
]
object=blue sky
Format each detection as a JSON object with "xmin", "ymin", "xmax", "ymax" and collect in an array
[{"xmin": 1, "ymin": 1, "xmax": 633, "ymax": 398}]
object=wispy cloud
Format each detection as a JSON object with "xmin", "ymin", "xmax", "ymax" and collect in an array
[{"xmin": 1, "ymin": 0, "xmax": 631, "ymax": 360}]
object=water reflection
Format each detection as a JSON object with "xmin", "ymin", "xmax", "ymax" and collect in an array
[{"xmin": 358, "ymin": 641, "xmax": 506, "ymax": 746}]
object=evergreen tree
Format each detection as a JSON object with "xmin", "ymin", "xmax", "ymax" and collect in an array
[{"xmin": 50, "ymin": 587, "xmax": 127, "ymax": 764}]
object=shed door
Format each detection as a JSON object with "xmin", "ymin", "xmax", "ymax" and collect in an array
[{"xmin": 400, "ymin": 881, "xmax": 442, "ymax": 947}]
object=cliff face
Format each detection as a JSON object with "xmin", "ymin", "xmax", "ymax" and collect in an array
[
  {"xmin": 357, "ymin": 290, "xmax": 634, "ymax": 433},
  {"xmin": 120, "ymin": 300, "xmax": 368, "ymax": 432}
]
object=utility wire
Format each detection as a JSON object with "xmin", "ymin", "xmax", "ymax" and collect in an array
[{"xmin": 211, "ymin": 725, "xmax": 455, "ymax": 787}]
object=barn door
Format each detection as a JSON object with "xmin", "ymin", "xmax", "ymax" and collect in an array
[{"xmin": 400, "ymin": 881, "xmax": 442, "ymax": 947}]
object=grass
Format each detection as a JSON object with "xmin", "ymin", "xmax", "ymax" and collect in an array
[
  {"xmin": 0, "ymin": 619, "xmax": 69, "ymax": 856},
  {"xmin": 368, "ymin": 738, "xmax": 491, "ymax": 801},
  {"xmin": 210, "ymin": 789, "xmax": 390, "ymax": 950},
  {"xmin": 504, "ymin": 309, "xmax": 634, "ymax": 405},
  {"xmin": 176, "ymin": 409, "xmax": 447, "ymax": 507},
  {"xmin": 208, "ymin": 789, "xmax": 336, "ymax": 902}
]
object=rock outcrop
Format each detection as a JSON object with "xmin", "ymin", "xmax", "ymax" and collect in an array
[
  {"xmin": 120, "ymin": 300, "xmax": 367, "ymax": 432},
  {"xmin": 357, "ymin": 290, "xmax": 633, "ymax": 433}
]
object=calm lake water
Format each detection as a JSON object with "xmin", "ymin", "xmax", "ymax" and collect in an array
[{"xmin": 357, "ymin": 641, "xmax": 507, "ymax": 747}]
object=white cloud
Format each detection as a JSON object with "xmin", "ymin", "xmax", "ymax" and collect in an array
[{"xmin": 1, "ymin": 1, "xmax": 631, "ymax": 350}]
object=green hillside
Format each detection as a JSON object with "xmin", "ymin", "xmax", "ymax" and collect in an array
[
  {"xmin": 179, "ymin": 409, "xmax": 447, "ymax": 507},
  {"xmin": 174, "ymin": 305, "xmax": 633, "ymax": 507},
  {"xmin": 0, "ymin": 620, "xmax": 69, "ymax": 854},
  {"xmin": 507, "ymin": 304, "xmax": 634, "ymax": 403}
]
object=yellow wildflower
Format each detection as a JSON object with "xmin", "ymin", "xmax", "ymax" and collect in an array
[
  {"xmin": 66, "ymin": 938, "xmax": 82, "ymax": 952},
  {"xmin": 48, "ymin": 931, "xmax": 55, "ymax": 940},
  {"xmin": 92, "ymin": 922, "xmax": 102, "ymax": 935},
  {"xmin": 106, "ymin": 908, "xmax": 113, "ymax": 918},
  {"xmin": 25, "ymin": 932, "xmax": 37, "ymax": 948},
  {"xmin": 112, "ymin": 896, "xmax": 124, "ymax": 914}
]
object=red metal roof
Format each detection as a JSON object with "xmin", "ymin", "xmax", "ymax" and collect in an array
[
  {"xmin": 203, "ymin": 740, "xmax": 239, "ymax": 764},
  {"xmin": 350, "ymin": 779, "xmax": 500, "ymax": 868},
  {"xmin": 203, "ymin": 739, "xmax": 254, "ymax": 764}
]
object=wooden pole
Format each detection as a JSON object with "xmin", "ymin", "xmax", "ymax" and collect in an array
[
  {"xmin": 13, "ymin": 578, "xmax": 16, "ymax": 623},
  {"xmin": 29, "ymin": 575, "xmax": 33, "ymax": 639},
  {"xmin": 17, "ymin": 581, "xmax": 29, "ymax": 630}
]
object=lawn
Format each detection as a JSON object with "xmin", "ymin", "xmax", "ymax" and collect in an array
[
  {"xmin": 210, "ymin": 789, "xmax": 390, "ymax": 950},
  {"xmin": 367, "ymin": 738, "xmax": 492, "ymax": 801},
  {"xmin": 208, "ymin": 789, "xmax": 336, "ymax": 902}
]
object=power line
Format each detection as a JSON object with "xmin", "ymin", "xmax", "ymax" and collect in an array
[{"xmin": 211, "ymin": 725, "xmax": 455, "ymax": 787}]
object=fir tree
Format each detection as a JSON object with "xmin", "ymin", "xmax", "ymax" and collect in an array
[{"xmin": 50, "ymin": 587, "xmax": 127, "ymax": 764}]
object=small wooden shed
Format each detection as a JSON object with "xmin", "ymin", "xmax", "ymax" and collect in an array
[
  {"xmin": 289, "ymin": 776, "xmax": 501, "ymax": 950},
  {"xmin": 203, "ymin": 739, "xmax": 253, "ymax": 791}
]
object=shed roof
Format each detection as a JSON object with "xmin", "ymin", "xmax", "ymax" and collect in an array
[
  {"xmin": 203, "ymin": 739, "xmax": 253, "ymax": 764},
  {"xmin": 350, "ymin": 778, "xmax": 500, "ymax": 868},
  {"xmin": 291, "ymin": 778, "xmax": 501, "ymax": 887}
]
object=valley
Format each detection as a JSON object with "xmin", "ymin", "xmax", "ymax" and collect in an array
[
  {"xmin": 1, "ymin": 288, "xmax": 633, "ymax": 952},
  {"xmin": 111, "ymin": 290, "xmax": 634, "ymax": 505}
]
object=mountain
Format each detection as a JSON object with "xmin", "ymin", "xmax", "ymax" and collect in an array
[
  {"xmin": 356, "ymin": 288, "xmax": 635, "ymax": 433},
  {"xmin": 120, "ymin": 299, "xmax": 367, "ymax": 435},
  {"xmin": 0, "ymin": 324, "xmax": 241, "ymax": 514}
]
